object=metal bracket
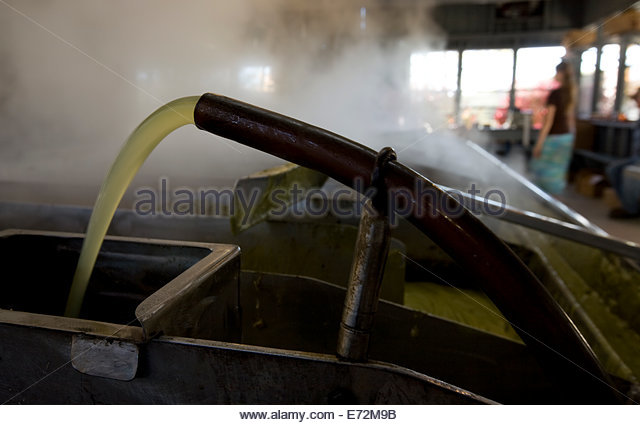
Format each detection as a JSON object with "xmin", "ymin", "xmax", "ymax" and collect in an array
[{"xmin": 337, "ymin": 147, "xmax": 397, "ymax": 362}]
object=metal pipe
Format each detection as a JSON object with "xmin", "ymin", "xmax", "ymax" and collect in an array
[
  {"xmin": 439, "ymin": 184, "xmax": 640, "ymax": 261},
  {"xmin": 337, "ymin": 200, "xmax": 390, "ymax": 361},
  {"xmin": 466, "ymin": 141, "xmax": 607, "ymax": 235},
  {"xmin": 193, "ymin": 93, "xmax": 619, "ymax": 402},
  {"xmin": 337, "ymin": 148, "xmax": 395, "ymax": 362}
]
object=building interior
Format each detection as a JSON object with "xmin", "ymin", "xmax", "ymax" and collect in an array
[{"xmin": 1, "ymin": 0, "xmax": 640, "ymax": 405}]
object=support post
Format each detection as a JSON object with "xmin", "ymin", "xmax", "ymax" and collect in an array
[{"xmin": 337, "ymin": 147, "xmax": 396, "ymax": 362}]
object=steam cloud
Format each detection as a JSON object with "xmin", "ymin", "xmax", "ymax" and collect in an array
[{"xmin": 0, "ymin": 0, "xmax": 448, "ymax": 205}]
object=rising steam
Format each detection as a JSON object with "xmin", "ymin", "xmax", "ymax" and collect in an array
[{"xmin": 0, "ymin": 0, "xmax": 446, "ymax": 205}]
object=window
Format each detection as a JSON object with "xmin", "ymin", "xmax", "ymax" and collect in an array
[
  {"xmin": 597, "ymin": 44, "xmax": 621, "ymax": 117},
  {"xmin": 460, "ymin": 49, "xmax": 514, "ymax": 128},
  {"xmin": 578, "ymin": 47, "xmax": 597, "ymax": 117},
  {"xmin": 238, "ymin": 66, "xmax": 275, "ymax": 92},
  {"xmin": 410, "ymin": 50, "xmax": 459, "ymax": 125},
  {"xmin": 622, "ymin": 44, "xmax": 640, "ymax": 120},
  {"xmin": 514, "ymin": 46, "xmax": 566, "ymax": 129}
]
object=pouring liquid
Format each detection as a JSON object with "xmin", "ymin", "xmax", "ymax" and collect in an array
[{"xmin": 64, "ymin": 96, "xmax": 200, "ymax": 317}]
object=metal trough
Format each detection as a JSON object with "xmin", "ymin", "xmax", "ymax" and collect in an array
[{"xmin": 0, "ymin": 229, "xmax": 491, "ymax": 404}]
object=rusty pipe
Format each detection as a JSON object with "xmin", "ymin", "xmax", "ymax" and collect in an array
[
  {"xmin": 337, "ymin": 201, "xmax": 391, "ymax": 362},
  {"xmin": 338, "ymin": 148, "xmax": 396, "ymax": 362},
  {"xmin": 193, "ymin": 93, "xmax": 619, "ymax": 403}
]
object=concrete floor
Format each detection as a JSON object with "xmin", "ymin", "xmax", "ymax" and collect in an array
[{"xmin": 556, "ymin": 186, "xmax": 640, "ymax": 245}]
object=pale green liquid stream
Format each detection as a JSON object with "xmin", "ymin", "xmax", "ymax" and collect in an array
[{"xmin": 64, "ymin": 96, "xmax": 200, "ymax": 317}]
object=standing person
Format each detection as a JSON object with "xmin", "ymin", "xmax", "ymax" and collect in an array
[{"xmin": 531, "ymin": 60, "xmax": 577, "ymax": 194}]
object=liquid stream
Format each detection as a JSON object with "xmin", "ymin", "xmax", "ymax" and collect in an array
[{"xmin": 64, "ymin": 96, "xmax": 200, "ymax": 317}]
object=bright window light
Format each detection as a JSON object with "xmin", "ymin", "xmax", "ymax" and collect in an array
[
  {"xmin": 626, "ymin": 44, "xmax": 640, "ymax": 94},
  {"xmin": 410, "ymin": 51, "xmax": 459, "ymax": 92},
  {"xmin": 514, "ymin": 46, "xmax": 566, "ymax": 128},
  {"xmin": 598, "ymin": 44, "xmax": 621, "ymax": 116},
  {"xmin": 239, "ymin": 66, "xmax": 275, "ymax": 92},
  {"xmin": 580, "ymin": 47, "xmax": 597, "ymax": 75},
  {"xmin": 600, "ymin": 44, "xmax": 620, "ymax": 72},
  {"xmin": 515, "ymin": 46, "xmax": 566, "ymax": 90},
  {"xmin": 461, "ymin": 49, "xmax": 514, "ymax": 93},
  {"xmin": 623, "ymin": 44, "xmax": 640, "ymax": 119},
  {"xmin": 460, "ymin": 49, "xmax": 514, "ymax": 128}
]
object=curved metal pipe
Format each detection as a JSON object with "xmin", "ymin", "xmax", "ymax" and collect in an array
[{"xmin": 193, "ymin": 93, "xmax": 620, "ymax": 403}]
